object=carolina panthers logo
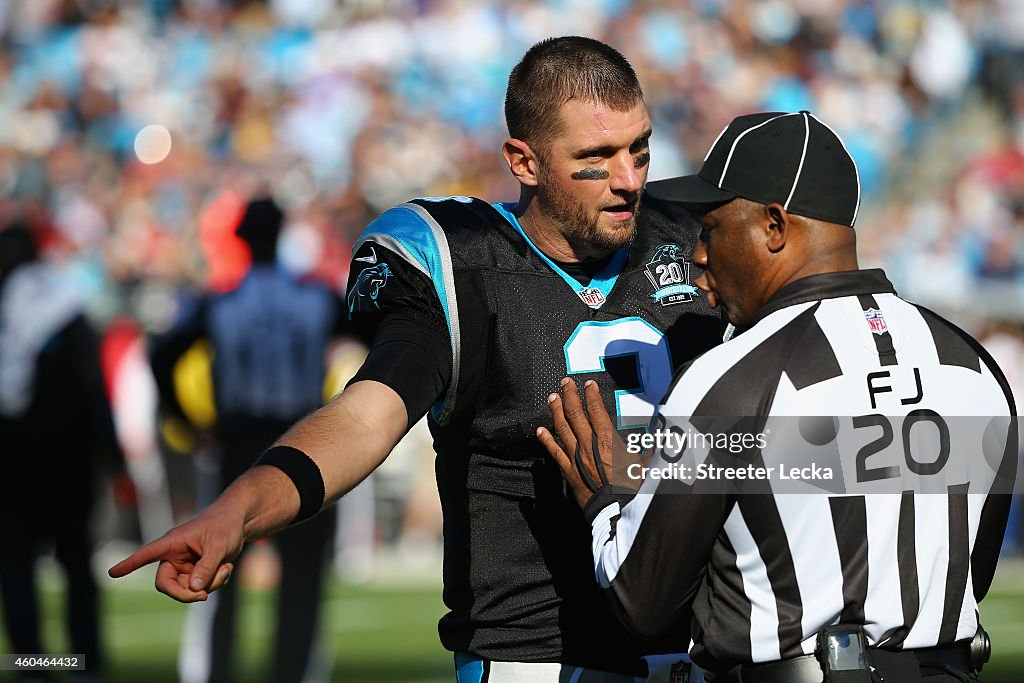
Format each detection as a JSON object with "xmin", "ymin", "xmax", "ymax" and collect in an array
[
  {"xmin": 347, "ymin": 262, "xmax": 392, "ymax": 313},
  {"xmin": 652, "ymin": 244, "xmax": 682, "ymax": 262},
  {"xmin": 645, "ymin": 243, "xmax": 697, "ymax": 306}
]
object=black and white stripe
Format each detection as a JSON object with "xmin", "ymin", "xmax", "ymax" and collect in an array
[{"xmin": 587, "ymin": 270, "xmax": 1017, "ymax": 671}]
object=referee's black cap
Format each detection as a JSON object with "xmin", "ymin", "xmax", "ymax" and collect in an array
[{"xmin": 646, "ymin": 111, "xmax": 861, "ymax": 227}]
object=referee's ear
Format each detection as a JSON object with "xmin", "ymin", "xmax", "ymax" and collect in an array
[{"xmin": 763, "ymin": 202, "xmax": 789, "ymax": 254}]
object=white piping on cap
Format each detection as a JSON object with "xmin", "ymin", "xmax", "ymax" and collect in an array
[
  {"xmin": 704, "ymin": 123, "xmax": 731, "ymax": 163},
  {"xmin": 784, "ymin": 112, "xmax": 811, "ymax": 210},
  {"xmin": 718, "ymin": 112, "xmax": 798, "ymax": 188}
]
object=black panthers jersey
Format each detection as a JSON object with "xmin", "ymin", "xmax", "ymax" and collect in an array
[{"xmin": 346, "ymin": 195, "xmax": 723, "ymax": 672}]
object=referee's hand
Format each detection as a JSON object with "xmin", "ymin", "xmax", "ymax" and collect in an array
[{"xmin": 537, "ymin": 377, "xmax": 639, "ymax": 508}]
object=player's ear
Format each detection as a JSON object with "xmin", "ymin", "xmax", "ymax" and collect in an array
[
  {"xmin": 763, "ymin": 202, "xmax": 789, "ymax": 253},
  {"xmin": 502, "ymin": 138, "xmax": 540, "ymax": 187}
]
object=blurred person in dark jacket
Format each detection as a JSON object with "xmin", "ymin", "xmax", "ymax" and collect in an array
[
  {"xmin": 149, "ymin": 196, "xmax": 348, "ymax": 683},
  {"xmin": 0, "ymin": 219, "xmax": 129, "ymax": 683}
]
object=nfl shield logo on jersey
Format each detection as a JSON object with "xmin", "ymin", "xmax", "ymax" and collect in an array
[
  {"xmin": 645, "ymin": 244, "xmax": 698, "ymax": 306},
  {"xmin": 645, "ymin": 655, "xmax": 696, "ymax": 683},
  {"xmin": 669, "ymin": 660, "xmax": 692, "ymax": 683},
  {"xmin": 578, "ymin": 287, "xmax": 606, "ymax": 308},
  {"xmin": 864, "ymin": 308, "xmax": 888, "ymax": 335}
]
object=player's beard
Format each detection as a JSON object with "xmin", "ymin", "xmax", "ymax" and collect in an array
[{"xmin": 537, "ymin": 173, "xmax": 639, "ymax": 252}]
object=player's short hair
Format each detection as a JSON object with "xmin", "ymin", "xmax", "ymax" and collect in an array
[{"xmin": 505, "ymin": 36, "xmax": 643, "ymax": 156}]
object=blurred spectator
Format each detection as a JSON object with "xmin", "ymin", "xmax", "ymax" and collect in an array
[
  {"xmin": 148, "ymin": 195, "xmax": 348, "ymax": 683},
  {"xmin": 0, "ymin": 218, "xmax": 131, "ymax": 683}
]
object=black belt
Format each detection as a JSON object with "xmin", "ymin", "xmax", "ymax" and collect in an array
[
  {"xmin": 910, "ymin": 641, "xmax": 973, "ymax": 672},
  {"xmin": 711, "ymin": 641, "xmax": 975, "ymax": 683},
  {"xmin": 730, "ymin": 655, "xmax": 822, "ymax": 683}
]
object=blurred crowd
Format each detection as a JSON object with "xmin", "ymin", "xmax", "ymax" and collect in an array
[
  {"xmin": 1, "ymin": 0, "xmax": 1023, "ymax": 315},
  {"xmin": 1, "ymin": 0, "xmax": 1024, "ymax": 542}
]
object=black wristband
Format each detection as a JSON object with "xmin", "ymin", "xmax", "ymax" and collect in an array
[{"xmin": 255, "ymin": 445, "xmax": 325, "ymax": 524}]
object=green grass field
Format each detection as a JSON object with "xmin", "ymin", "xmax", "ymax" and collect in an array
[{"xmin": 3, "ymin": 557, "xmax": 1023, "ymax": 682}]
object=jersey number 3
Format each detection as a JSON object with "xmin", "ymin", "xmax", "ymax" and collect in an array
[{"xmin": 563, "ymin": 318, "xmax": 673, "ymax": 430}]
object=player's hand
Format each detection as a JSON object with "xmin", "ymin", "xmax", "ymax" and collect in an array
[
  {"xmin": 107, "ymin": 506, "xmax": 245, "ymax": 602},
  {"xmin": 537, "ymin": 377, "xmax": 638, "ymax": 508}
]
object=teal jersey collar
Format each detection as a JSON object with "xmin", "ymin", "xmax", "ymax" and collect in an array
[{"xmin": 492, "ymin": 202, "xmax": 628, "ymax": 310}]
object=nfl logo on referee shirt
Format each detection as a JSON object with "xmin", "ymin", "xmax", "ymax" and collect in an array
[
  {"xmin": 578, "ymin": 287, "xmax": 606, "ymax": 307},
  {"xmin": 645, "ymin": 244, "xmax": 698, "ymax": 306},
  {"xmin": 864, "ymin": 308, "xmax": 888, "ymax": 335},
  {"xmin": 669, "ymin": 660, "xmax": 692, "ymax": 683}
]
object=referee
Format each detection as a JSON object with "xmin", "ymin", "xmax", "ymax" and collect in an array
[{"xmin": 539, "ymin": 111, "xmax": 1018, "ymax": 683}]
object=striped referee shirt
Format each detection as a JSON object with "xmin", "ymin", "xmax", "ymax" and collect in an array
[{"xmin": 587, "ymin": 269, "xmax": 1018, "ymax": 673}]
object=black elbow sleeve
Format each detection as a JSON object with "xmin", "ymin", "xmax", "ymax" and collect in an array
[{"xmin": 348, "ymin": 315, "xmax": 452, "ymax": 428}]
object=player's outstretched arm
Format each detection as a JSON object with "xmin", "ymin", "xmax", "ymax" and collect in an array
[{"xmin": 108, "ymin": 379, "xmax": 409, "ymax": 601}]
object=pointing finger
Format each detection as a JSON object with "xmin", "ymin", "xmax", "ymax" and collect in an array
[{"xmin": 108, "ymin": 535, "xmax": 174, "ymax": 578}]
